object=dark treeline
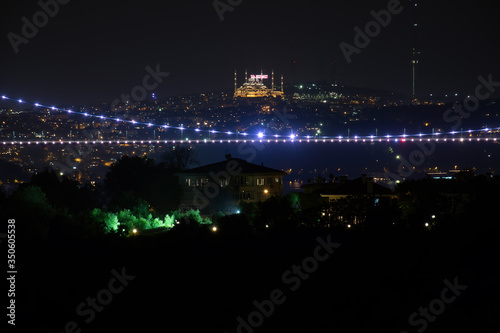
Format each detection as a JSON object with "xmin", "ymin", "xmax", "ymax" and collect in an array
[{"xmin": 2, "ymin": 159, "xmax": 500, "ymax": 333}]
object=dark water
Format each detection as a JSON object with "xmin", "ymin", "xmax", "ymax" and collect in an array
[
  {"xmin": 2, "ymin": 141, "xmax": 499, "ymax": 192},
  {"xmin": 193, "ymin": 140, "xmax": 500, "ymax": 191}
]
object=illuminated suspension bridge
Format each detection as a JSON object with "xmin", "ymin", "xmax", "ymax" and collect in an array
[{"xmin": 1, "ymin": 95, "xmax": 500, "ymax": 146}]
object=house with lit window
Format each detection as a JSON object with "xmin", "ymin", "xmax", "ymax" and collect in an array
[
  {"xmin": 302, "ymin": 174, "xmax": 396, "ymax": 227},
  {"xmin": 176, "ymin": 154, "xmax": 287, "ymax": 214}
]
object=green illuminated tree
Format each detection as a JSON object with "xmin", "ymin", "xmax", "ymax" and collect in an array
[{"xmin": 91, "ymin": 208, "xmax": 119, "ymax": 233}]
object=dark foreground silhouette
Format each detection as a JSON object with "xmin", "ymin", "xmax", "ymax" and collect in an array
[{"xmin": 10, "ymin": 218, "xmax": 500, "ymax": 333}]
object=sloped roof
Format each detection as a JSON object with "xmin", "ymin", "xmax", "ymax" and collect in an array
[{"xmin": 179, "ymin": 158, "xmax": 287, "ymax": 175}]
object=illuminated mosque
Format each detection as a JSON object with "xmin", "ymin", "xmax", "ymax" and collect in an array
[{"xmin": 234, "ymin": 70, "xmax": 284, "ymax": 98}]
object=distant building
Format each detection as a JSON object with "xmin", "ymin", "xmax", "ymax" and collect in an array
[
  {"xmin": 319, "ymin": 175, "xmax": 394, "ymax": 200},
  {"xmin": 302, "ymin": 175, "xmax": 396, "ymax": 227},
  {"xmin": 426, "ymin": 171, "xmax": 453, "ymax": 180},
  {"xmin": 426, "ymin": 168, "xmax": 475, "ymax": 180},
  {"xmin": 301, "ymin": 174, "xmax": 393, "ymax": 195},
  {"xmin": 234, "ymin": 70, "xmax": 284, "ymax": 99},
  {"xmin": 176, "ymin": 154, "xmax": 287, "ymax": 213}
]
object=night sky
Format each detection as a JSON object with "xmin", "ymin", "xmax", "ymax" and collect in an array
[{"xmin": 1, "ymin": 0, "xmax": 499, "ymax": 105}]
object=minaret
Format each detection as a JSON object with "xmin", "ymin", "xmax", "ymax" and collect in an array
[
  {"xmin": 281, "ymin": 74, "xmax": 284, "ymax": 93},
  {"xmin": 271, "ymin": 70, "xmax": 275, "ymax": 92},
  {"xmin": 234, "ymin": 70, "xmax": 237, "ymax": 94},
  {"xmin": 245, "ymin": 70, "xmax": 248, "ymax": 84}
]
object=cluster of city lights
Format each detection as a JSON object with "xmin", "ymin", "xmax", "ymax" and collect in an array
[{"xmin": 1, "ymin": 95, "xmax": 499, "ymax": 143}]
